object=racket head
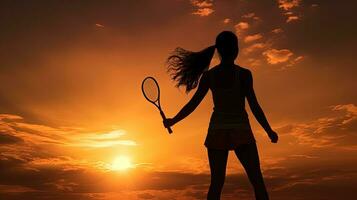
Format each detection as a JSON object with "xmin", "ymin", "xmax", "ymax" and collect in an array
[{"xmin": 142, "ymin": 76, "xmax": 161, "ymax": 105}]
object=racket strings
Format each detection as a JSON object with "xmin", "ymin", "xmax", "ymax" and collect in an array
[{"xmin": 142, "ymin": 78, "xmax": 159, "ymax": 102}]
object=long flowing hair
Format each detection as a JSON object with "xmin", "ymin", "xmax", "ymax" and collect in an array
[{"xmin": 166, "ymin": 45, "xmax": 215, "ymax": 93}]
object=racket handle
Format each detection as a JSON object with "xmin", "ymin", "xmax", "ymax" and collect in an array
[
  {"xmin": 167, "ymin": 126, "xmax": 173, "ymax": 134},
  {"xmin": 159, "ymin": 110, "xmax": 173, "ymax": 134}
]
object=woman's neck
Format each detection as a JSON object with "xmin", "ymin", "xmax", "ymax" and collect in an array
[
  {"xmin": 221, "ymin": 60, "xmax": 234, "ymax": 65},
  {"xmin": 220, "ymin": 59, "xmax": 235, "ymax": 65}
]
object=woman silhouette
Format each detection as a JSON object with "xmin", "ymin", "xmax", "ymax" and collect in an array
[{"xmin": 163, "ymin": 31, "xmax": 278, "ymax": 200}]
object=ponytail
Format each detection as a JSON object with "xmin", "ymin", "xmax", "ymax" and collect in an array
[{"xmin": 167, "ymin": 45, "xmax": 215, "ymax": 93}]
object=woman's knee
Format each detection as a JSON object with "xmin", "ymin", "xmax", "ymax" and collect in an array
[
  {"xmin": 246, "ymin": 169, "xmax": 264, "ymax": 182},
  {"xmin": 210, "ymin": 176, "xmax": 225, "ymax": 189}
]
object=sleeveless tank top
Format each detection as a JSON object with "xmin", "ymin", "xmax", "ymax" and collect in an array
[{"xmin": 208, "ymin": 68, "xmax": 250, "ymax": 129}]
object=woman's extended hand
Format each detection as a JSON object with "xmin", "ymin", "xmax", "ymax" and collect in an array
[
  {"xmin": 163, "ymin": 118, "xmax": 175, "ymax": 128},
  {"xmin": 267, "ymin": 130, "xmax": 279, "ymax": 143}
]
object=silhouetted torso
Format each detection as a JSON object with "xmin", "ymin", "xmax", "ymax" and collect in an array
[
  {"xmin": 204, "ymin": 64, "xmax": 255, "ymax": 149},
  {"xmin": 209, "ymin": 65, "xmax": 247, "ymax": 116}
]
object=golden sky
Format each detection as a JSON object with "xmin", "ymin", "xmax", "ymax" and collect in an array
[{"xmin": 0, "ymin": 0, "xmax": 356, "ymax": 199}]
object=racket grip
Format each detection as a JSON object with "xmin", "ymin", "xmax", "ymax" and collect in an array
[{"xmin": 159, "ymin": 110, "xmax": 173, "ymax": 134}]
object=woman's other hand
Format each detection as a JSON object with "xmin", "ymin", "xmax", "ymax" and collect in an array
[{"xmin": 268, "ymin": 130, "xmax": 279, "ymax": 143}]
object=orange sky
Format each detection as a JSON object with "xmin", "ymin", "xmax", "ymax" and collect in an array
[{"xmin": 0, "ymin": 0, "xmax": 356, "ymax": 199}]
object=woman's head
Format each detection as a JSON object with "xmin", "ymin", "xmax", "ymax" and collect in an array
[
  {"xmin": 167, "ymin": 31, "xmax": 239, "ymax": 92},
  {"xmin": 215, "ymin": 31, "xmax": 239, "ymax": 61}
]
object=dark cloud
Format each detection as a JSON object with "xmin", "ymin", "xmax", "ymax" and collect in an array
[
  {"xmin": 0, "ymin": 192, "xmax": 102, "ymax": 200},
  {"xmin": 137, "ymin": 192, "xmax": 155, "ymax": 199},
  {"xmin": 1, "ymin": 148, "xmax": 357, "ymax": 200},
  {"xmin": 0, "ymin": 131, "xmax": 23, "ymax": 144},
  {"xmin": 184, "ymin": 189, "xmax": 207, "ymax": 199}
]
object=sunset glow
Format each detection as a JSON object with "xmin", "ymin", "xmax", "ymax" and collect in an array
[
  {"xmin": 0, "ymin": 1, "xmax": 356, "ymax": 200},
  {"xmin": 110, "ymin": 156, "xmax": 133, "ymax": 171}
]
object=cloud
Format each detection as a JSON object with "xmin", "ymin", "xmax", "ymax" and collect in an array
[
  {"xmin": 0, "ymin": 132, "xmax": 23, "ymax": 144},
  {"xmin": 286, "ymin": 15, "xmax": 299, "ymax": 23},
  {"xmin": 285, "ymin": 55, "xmax": 304, "ymax": 68},
  {"xmin": 192, "ymin": 8, "xmax": 214, "ymax": 16},
  {"xmin": 277, "ymin": 0, "xmax": 302, "ymax": 23},
  {"xmin": 137, "ymin": 192, "xmax": 155, "ymax": 199},
  {"xmin": 1, "ymin": 146, "xmax": 357, "ymax": 200},
  {"xmin": 0, "ymin": 114, "xmax": 137, "ymax": 148},
  {"xmin": 191, "ymin": 0, "xmax": 213, "ymax": 8},
  {"xmin": 311, "ymin": 4, "xmax": 319, "ymax": 8},
  {"xmin": 223, "ymin": 18, "xmax": 231, "ymax": 24},
  {"xmin": 242, "ymin": 12, "xmax": 260, "ymax": 20},
  {"xmin": 277, "ymin": 104, "xmax": 357, "ymax": 148},
  {"xmin": 0, "ymin": 113, "xmax": 143, "ymax": 198},
  {"xmin": 246, "ymin": 58, "xmax": 263, "ymax": 67},
  {"xmin": 0, "ymin": 114, "xmax": 23, "ymax": 120},
  {"xmin": 95, "ymin": 23, "xmax": 104, "ymax": 28},
  {"xmin": 234, "ymin": 22, "xmax": 249, "ymax": 35},
  {"xmin": 263, "ymin": 48, "xmax": 294, "ymax": 64},
  {"xmin": 70, "ymin": 130, "xmax": 137, "ymax": 148},
  {"xmin": 191, "ymin": 0, "xmax": 214, "ymax": 16},
  {"xmin": 242, "ymin": 12, "xmax": 255, "ymax": 18},
  {"xmin": 235, "ymin": 22, "xmax": 249, "ymax": 30},
  {"xmin": 333, "ymin": 104, "xmax": 357, "ymax": 116},
  {"xmin": 243, "ymin": 43, "xmax": 267, "ymax": 54},
  {"xmin": 244, "ymin": 33, "xmax": 263, "ymax": 43},
  {"xmin": 277, "ymin": 0, "xmax": 301, "ymax": 11},
  {"xmin": 272, "ymin": 28, "xmax": 283, "ymax": 34}
]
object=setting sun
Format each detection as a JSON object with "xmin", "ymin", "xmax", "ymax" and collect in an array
[{"xmin": 110, "ymin": 156, "xmax": 133, "ymax": 171}]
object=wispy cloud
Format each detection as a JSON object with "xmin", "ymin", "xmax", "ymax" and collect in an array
[
  {"xmin": 286, "ymin": 15, "xmax": 299, "ymax": 23},
  {"xmin": 272, "ymin": 28, "xmax": 284, "ymax": 34},
  {"xmin": 0, "ymin": 113, "xmax": 142, "ymax": 198},
  {"xmin": 191, "ymin": 0, "xmax": 213, "ymax": 8},
  {"xmin": 243, "ymin": 42, "xmax": 267, "ymax": 54},
  {"xmin": 191, "ymin": 0, "xmax": 214, "ymax": 16},
  {"xmin": 263, "ymin": 48, "xmax": 294, "ymax": 64},
  {"xmin": 234, "ymin": 22, "xmax": 249, "ymax": 35},
  {"xmin": 277, "ymin": 104, "xmax": 357, "ymax": 148},
  {"xmin": 223, "ymin": 18, "xmax": 231, "ymax": 24},
  {"xmin": 285, "ymin": 55, "xmax": 304, "ymax": 68},
  {"xmin": 277, "ymin": 0, "xmax": 301, "ymax": 11},
  {"xmin": 192, "ymin": 7, "xmax": 214, "ymax": 16},
  {"xmin": 246, "ymin": 58, "xmax": 263, "ymax": 67},
  {"xmin": 95, "ymin": 23, "xmax": 105, "ymax": 28},
  {"xmin": 70, "ymin": 130, "xmax": 137, "ymax": 148},
  {"xmin": 0, "ymin": 114, "xmax": 137, "ymax": 148},
  {"xmin": 244, "ymin": 33, "xmax": 263, "ymax": 43},
  {"xmin": 0, "ymin": 131, "xmax": 23, "ymax": 144},
  {"xmin": 277, "ymin": 0, "xmax": 301, "ymax": 23},
  {"xmin": 242, "ymin": 12, "xmax": 260, "ymax": 20},
  {"xmin": 1, "ymin": 116, "xmax": 357, "ymax": 200},
  {"xmin": 0, "ymin": 114, "xmax": 23, "ymax": 120}
]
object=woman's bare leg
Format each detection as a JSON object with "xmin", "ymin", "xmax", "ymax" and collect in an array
[
  {"xmin": 234, "ymin": 143, "xmax": 269, "ymax": 200},
  {"xmin": 207, "ymin": 148, "xmax": 229, "ymax": 200}
]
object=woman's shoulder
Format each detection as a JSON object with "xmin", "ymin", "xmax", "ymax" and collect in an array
[
  {"xmin": 236, "ymin": 65, "xmax": 252, "ymax": 77},
  {"xmin": 205, "ymin": 66, "xmax": 219, "ymax": 77},
  {"xmin": 207, "ymin": 64, "xmax": 252, "ymax": 76}
]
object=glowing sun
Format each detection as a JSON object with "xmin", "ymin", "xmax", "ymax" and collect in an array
[{"xmin": 111, "ymin": 156, "xmax": 133, "ymax": 171}]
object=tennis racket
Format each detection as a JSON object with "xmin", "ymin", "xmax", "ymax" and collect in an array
[{"xmin": 142, "ymin": 77, "xmax": 173, "ymax": 134}]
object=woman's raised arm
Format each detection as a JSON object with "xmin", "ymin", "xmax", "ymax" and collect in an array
[{"xmin": 164, "ymin": 72, "xmax": 209, "ymax": 128}]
